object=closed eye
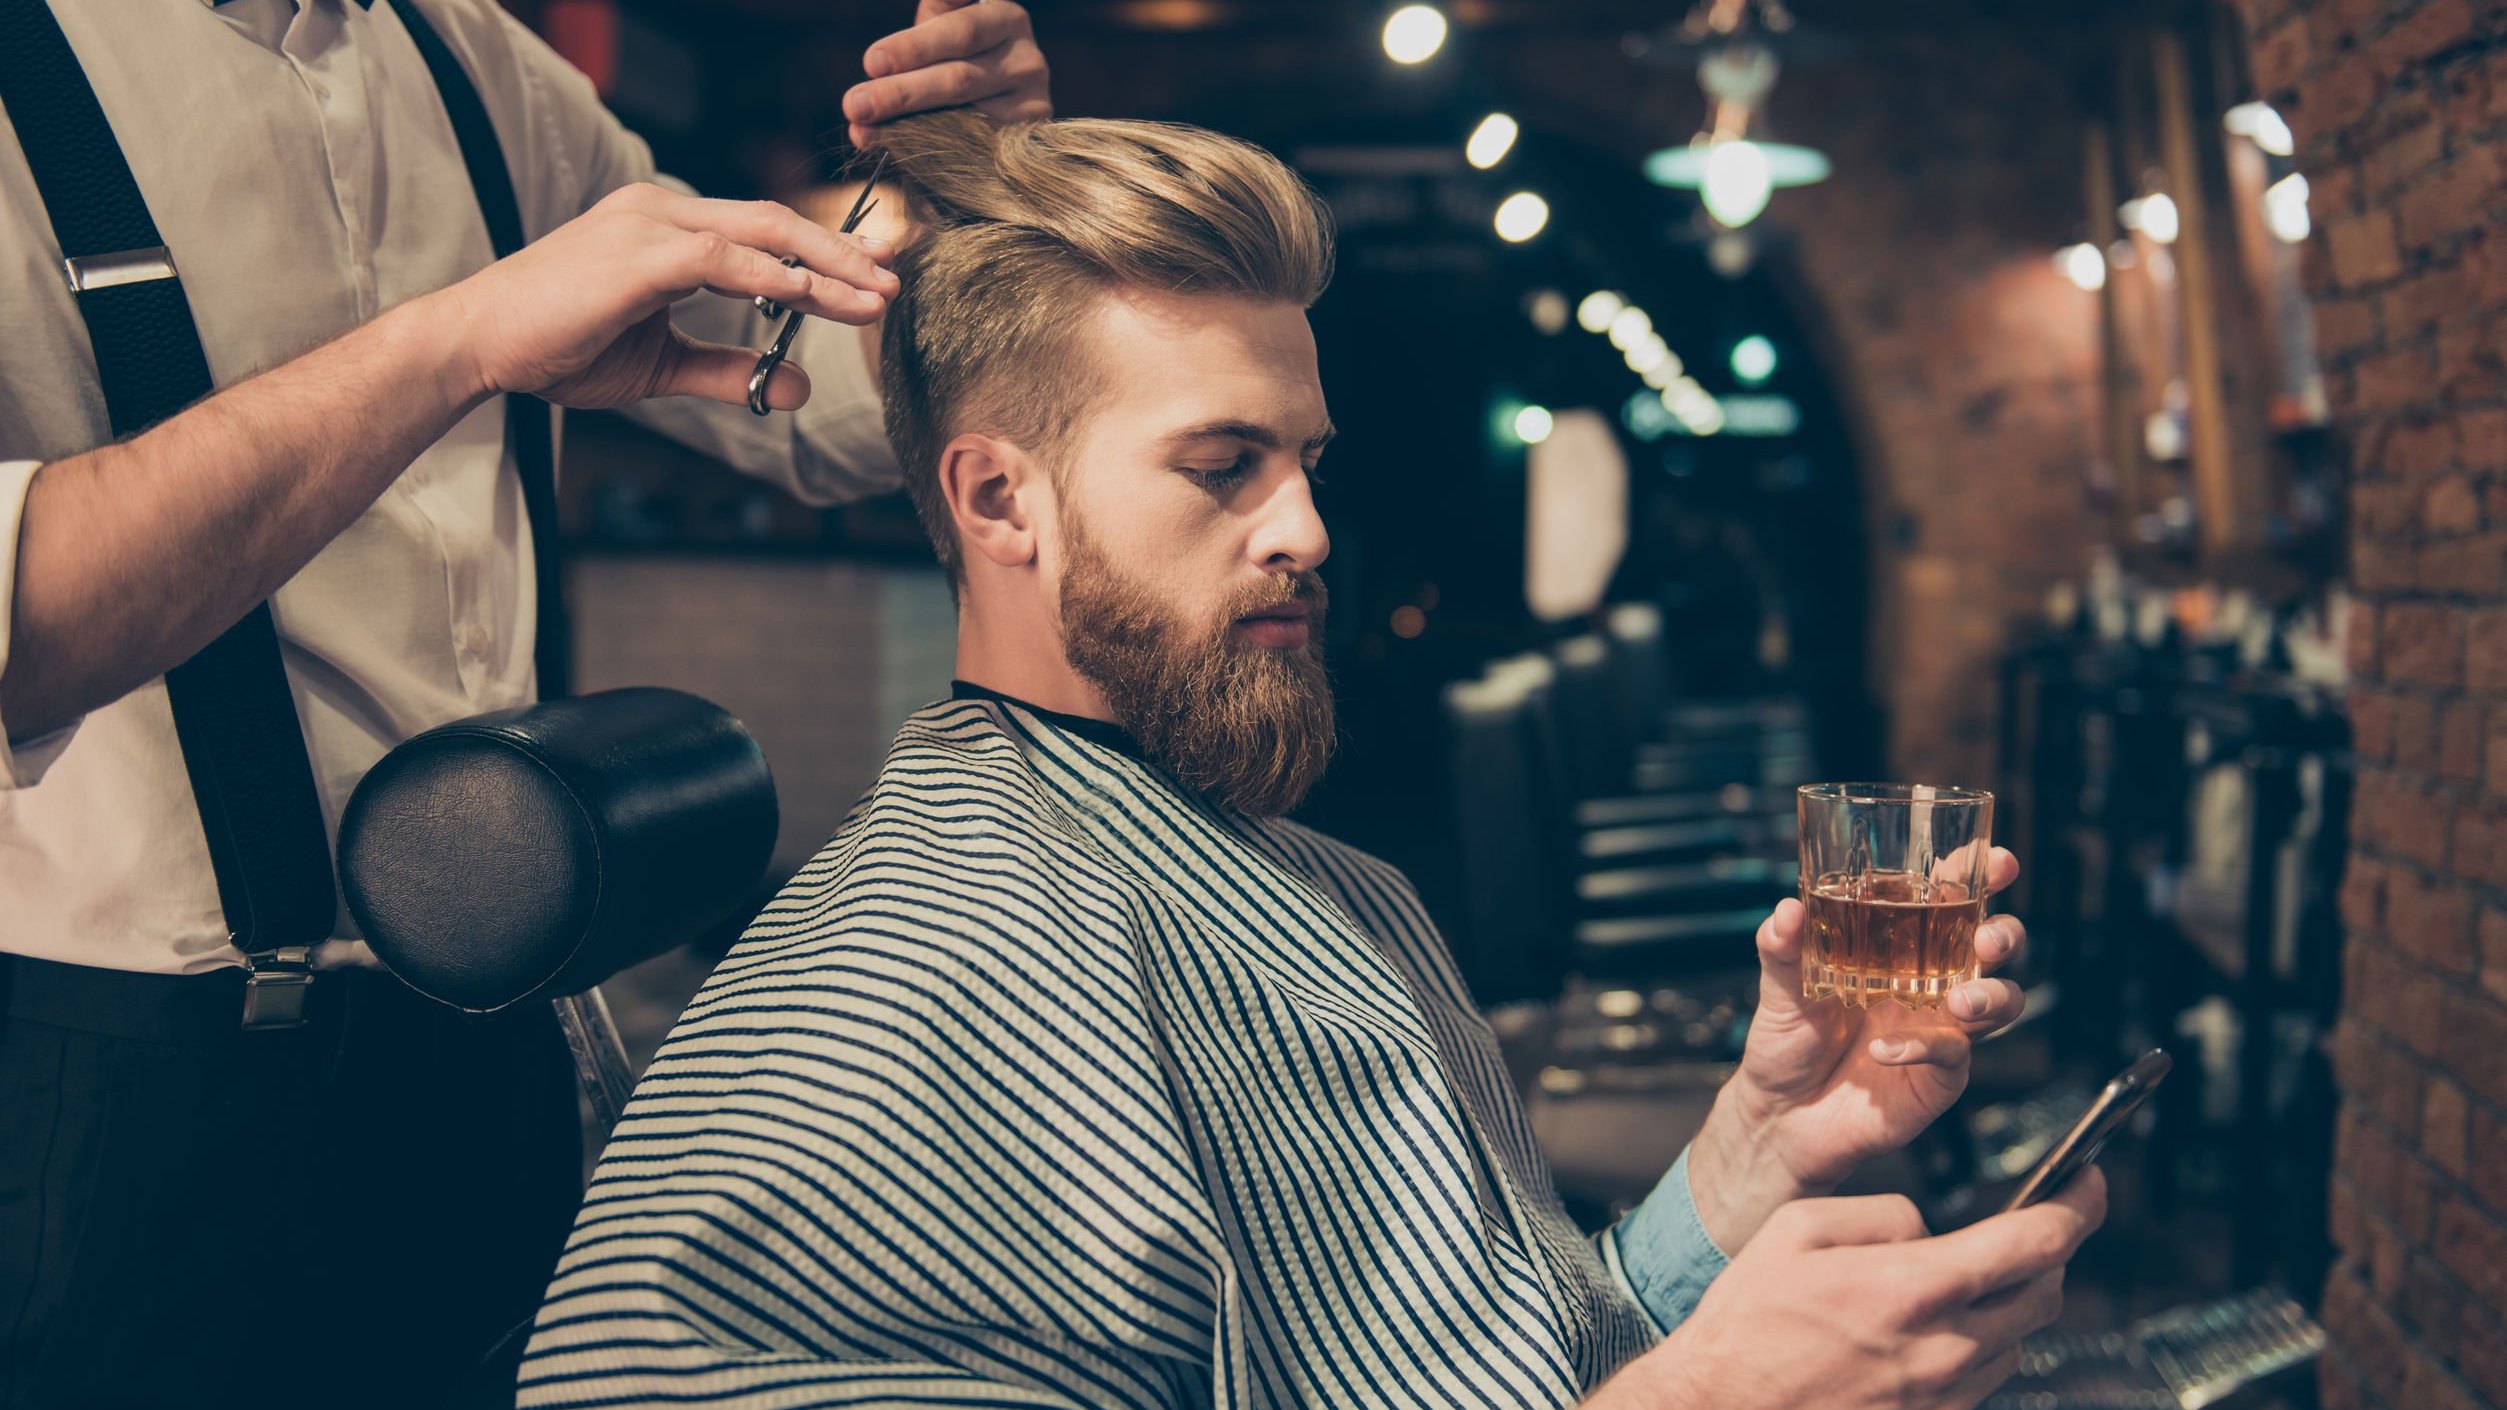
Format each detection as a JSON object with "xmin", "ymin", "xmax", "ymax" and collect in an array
[{"xmin": 1181, "ymin": 455, "xmax": 1256, "ymax": 489}]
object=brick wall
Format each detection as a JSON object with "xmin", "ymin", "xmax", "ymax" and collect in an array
[
  {"xmin": 1751, "ymin": 35, "xmax": 2107, "ymax": 786},
  {"xmin": 2230, "ymin": 1, "xmax": 2507, "ymax": 1406}
]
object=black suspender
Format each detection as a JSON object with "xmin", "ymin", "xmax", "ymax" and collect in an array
[
  {"xmin": 386, "ymin": 0, "xmax": 570, "ymax": 700},
  {"xmin": 0, "ymin": 0, "xmax": 569, "ymax": 1024}
]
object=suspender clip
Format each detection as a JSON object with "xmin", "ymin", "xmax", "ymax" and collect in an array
[
  {"xmin": 62, "ymin": 245, "xmax": 177, "ymax": 294},
  {"xmin": 240, "ymin": 945, "xmax": 315, "ymax": 1030}
]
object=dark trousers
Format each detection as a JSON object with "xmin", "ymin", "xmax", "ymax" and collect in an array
[{"xmin": 0, "ymin": 957, "xmax": 582, "ymax": 1410}]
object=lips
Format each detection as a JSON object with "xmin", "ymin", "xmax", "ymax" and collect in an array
[{"xmin": 1237, "ymin": 604, "xmax": 1313, "ymax": 626}]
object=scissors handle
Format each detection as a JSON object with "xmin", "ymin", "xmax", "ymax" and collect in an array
[{"xmin": 747, "ymin": 309, "xmax": 807, "ymax": 417}]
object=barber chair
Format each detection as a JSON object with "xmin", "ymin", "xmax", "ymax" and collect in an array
[{"xmin": 332, "ymin": 686, "xmax": 779, "ymax": 1409}]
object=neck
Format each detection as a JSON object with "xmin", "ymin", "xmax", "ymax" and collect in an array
[{"xmin": 953, "ymin": 591, "xmax": 1116, "ymax": 723}]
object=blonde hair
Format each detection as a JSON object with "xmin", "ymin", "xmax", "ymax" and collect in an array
[{"xmin": 872, "ymin": 111, "xmax": 1336, "ymax": 580}]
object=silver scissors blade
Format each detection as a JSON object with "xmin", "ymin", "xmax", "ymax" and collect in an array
[{"xmin": 749, "ymin": 152, "xmax": 892, "ymax": 416}]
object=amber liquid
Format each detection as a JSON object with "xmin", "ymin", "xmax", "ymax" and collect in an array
[{"xmin": 1801, "ymin": 870, "xmax": 1984, "ymax": 1009}]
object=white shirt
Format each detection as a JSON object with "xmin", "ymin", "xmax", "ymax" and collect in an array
[{"xmin": 0, "ymin": 0, "xmax": 901, "ymax": 975}]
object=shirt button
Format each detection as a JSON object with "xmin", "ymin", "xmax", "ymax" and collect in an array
[{"xmin": 457, "ymin": 624, "xmax": 489, "ymax": 657}]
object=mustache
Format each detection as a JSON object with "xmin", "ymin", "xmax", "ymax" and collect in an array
[{"xmin": 1224, "ymin": 571, "xmax": 1330, "ymax": 622}]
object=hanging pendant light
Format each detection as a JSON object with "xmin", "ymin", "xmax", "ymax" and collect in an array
[{"xmin": 1638, "ymin": 7, "xmax": 1830, "ymax": 229}]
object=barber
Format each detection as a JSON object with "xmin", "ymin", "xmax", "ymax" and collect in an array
[{"xmin": 0, "ymin": 2, "xmax": 1047, "ymax": 1405}]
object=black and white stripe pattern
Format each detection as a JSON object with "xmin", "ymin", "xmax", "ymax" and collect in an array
[{"xmin": 522, "ymin": 697, "xmax": 1654, "ymax": 1407}]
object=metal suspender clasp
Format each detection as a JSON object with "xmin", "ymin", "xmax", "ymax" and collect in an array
[
  {"xmin": 62, "ymin": 245, "xmax": 177, "ymax": 294},
  {"xmin": 240, "ymin": 944, "xmax": 315, "ymax": 1030}
]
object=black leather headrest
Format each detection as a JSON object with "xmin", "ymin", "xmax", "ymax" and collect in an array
[{"xmin": 337, "ymin": 687, "xmax": 777, "ymax": 1013}]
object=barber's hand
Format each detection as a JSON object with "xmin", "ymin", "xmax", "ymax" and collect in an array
[
  {"xmin": 1587, "ymin": 1173, "xmax": 2104, "ymax": 1410},
  {"xmin": 434, "ymin": 183, "xmax": 897, "ymax": 412},
  {"xmin": 1691, "ymin": 849, "xmax": 2031, "ymax": 1251},
  {"xmin": 845, "ymin": 0, "xmax": 1052, "ymax": 150}
]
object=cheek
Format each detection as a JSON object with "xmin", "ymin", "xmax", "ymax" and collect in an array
[{"xmin": 1119, "ymin": 489, "xmax": 1242, "ymax": 574}]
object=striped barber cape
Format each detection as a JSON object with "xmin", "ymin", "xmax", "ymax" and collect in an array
[{"xmin": 521, "ymin": 690, "xmax": 1656, "ymax": 1408}]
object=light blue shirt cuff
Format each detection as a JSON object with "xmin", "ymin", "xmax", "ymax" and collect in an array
[{"xmin": 1606, "ymin": 1145, "xmax": 1731, "ymax": 1333}]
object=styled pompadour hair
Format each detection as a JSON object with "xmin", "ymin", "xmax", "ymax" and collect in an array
[{"xmin": 872, "ymin": 111, "xmax": 1336, "ymax": 580}]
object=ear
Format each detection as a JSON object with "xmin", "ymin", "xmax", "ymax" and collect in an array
[{"xmin": 936, "ymin": 433, "xmax": 1049, "ymax": 571}]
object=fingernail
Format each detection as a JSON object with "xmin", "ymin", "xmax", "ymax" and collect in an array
[
  {"xmin": 1880, "ymin": 1039, "xmax": 1910, "ymax": 1060},
  {"xmin": 860, "ymin": 234, "xmax": 892, "ymax": 251},
  {"xmin": 1950, "ymin": 987, "xmax": 1977, "ymax": 1019}
]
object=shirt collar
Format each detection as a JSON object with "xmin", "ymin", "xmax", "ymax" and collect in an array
[{"xmin": 952, "ymin": 680, "xmax": 1145, "ymax": 761}]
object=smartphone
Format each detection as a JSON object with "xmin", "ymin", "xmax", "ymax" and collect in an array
[{"xmin": 2002, "ymin": 1048, "xmax": 2172, "ymax": 1212}]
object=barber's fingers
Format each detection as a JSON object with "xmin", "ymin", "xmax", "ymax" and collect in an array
[
  {"xmin": 643, "ymin": 193, "xmax": 896, "ymax": 295},
  {"xmin": 866, "ymin": 1, "xmax": 1036, "ymax": 81},
  {"xmin": 915, "ymin": 0, "xmax": 984, "ymax": 22},
  {"xmin": 1921, "ymin": 1165, "xmax": 2106, "ymax": 1307},
  {"xmin": 847, "ymin": 60, "xmax": 1024, "ymax": 129},
  {"xmin": 649, "ymin": 330, "xmax": 812, "ymax": 411},
  {"xmin": 674, "ymin": 239, "xmax": 885, "ymax": 325}
]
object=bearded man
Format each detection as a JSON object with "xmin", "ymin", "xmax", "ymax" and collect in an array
[{"xmin": 520, "ymin": 111, "xmax": 2101, "ymax": 1410}]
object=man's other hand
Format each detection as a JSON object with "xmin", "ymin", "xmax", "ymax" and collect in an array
[
  {"xmin": 1588, "ymin": 1171, "xmax": 2105, "ymax": 1410},
  {"xmin": 435, "ymin": 183, "xmax": 897, "ymax": 412},
  {"xmin": 1687, "ymin": 847, "xmax": 2032, "ymax": 1252},
  {"xmin": 845, "ymin": 1, "xmax": 1052, "ymax": 150}
]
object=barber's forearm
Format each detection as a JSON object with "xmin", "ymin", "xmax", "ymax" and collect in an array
[
  {"xmin": 0, "ymin": 294, "xmax": 487, "ymax": 738},
  {"xmin": 1685, "ymin": 1084, "xmax": 1824, "ymax": 1255}
]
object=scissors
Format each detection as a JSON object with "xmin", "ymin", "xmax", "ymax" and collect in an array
[{"xmin": 748, "ymin": 150, "xmax": 890, "ymax": 417}]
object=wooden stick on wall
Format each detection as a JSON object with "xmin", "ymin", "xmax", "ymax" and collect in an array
[
  {"xmin": 2155, "ymin": 27, "xmax": 2251, "ymax": 562},
  {"xmin": 2086, "ymin": 120, "xmax": 2143, "ymax": 542}
]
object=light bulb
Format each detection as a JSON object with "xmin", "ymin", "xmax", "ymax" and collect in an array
[
  {"xmin": 2140, "ymin": 193, "xmax": 2179, "ymax": 244},
  {"xmin": 1576, "ymin": 290, "xmax": 1625, "ymax": 333},
  {"xmin": 1512, "ymin": 404, "xmax": 1554, "ymax": 444},
  {"xmin": 2265, "ymin": 173, "xmax": 2311, "ymax": 244},
  {"xmin": 1381, "ymin": 5, "xmax": 1447, "ymax": 64},
  {"xmin": 1492, "ymin": 191, "xmax": 1549, "ymax": 242},
  {"xmin": 2225, "ymin": 102, "xmax": 2294, "ymax": 157},
  {"xmin": 1466, "ymin": 112, "xmax": 1519, "ymax": 170},
  {"xmin": 1607, "ymin": 305, "xmax": 1652, "ymax": 350},
  {"xmin": 2057, "ymin": 243, "xmax": 2107, "ymax": 291},
  {"xmin": 1526, "ymin": 288, "xmax": 1570, "ymax": 334},
  {"xmin": 1701, "ymin": 140, "xmax": 1774, "ymax": 228},
  {"xmin": 1730, "ymin": 334, "xmax": 1778, "ymax": 384}
]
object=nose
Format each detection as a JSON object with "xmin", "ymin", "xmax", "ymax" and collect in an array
[{"xmin": 1247, "ymin": 464, "xmax": 1331, "ymax": 574}]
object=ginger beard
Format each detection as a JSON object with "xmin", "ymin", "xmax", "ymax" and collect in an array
[{"xmin": 1057, "ymin": 508, "xmax": 1335, "ymax": 818}]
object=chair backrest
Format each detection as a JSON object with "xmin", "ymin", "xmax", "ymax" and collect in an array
[
  {"xmin": 1604, "ymin": 601, "xmax": 1670, "ymax": 746},
  {"xmin": 1548, "ymin": 633, "xmax": 1628, "ymax": 800},
  {"xmin": 1442, "ymin": 674, "xmax": 1565, "ymax": 1005},
  {"xmin": 339, "ymin": 688, "xmax": 778, "ymax": 1012}
]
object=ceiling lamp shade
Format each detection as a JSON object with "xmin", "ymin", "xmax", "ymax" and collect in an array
[
  {"xmin": 1640, "ymin": 32, "xmax": 1829, "ymax": 228},
  {"xmin": 1644, "ymin": 138, "xmax": 1832, "ymax": 194}
]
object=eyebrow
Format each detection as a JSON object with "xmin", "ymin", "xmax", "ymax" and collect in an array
[{"xmin": 1160, "ymin": 419, "xmax": 1338, "ymax": 455}]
